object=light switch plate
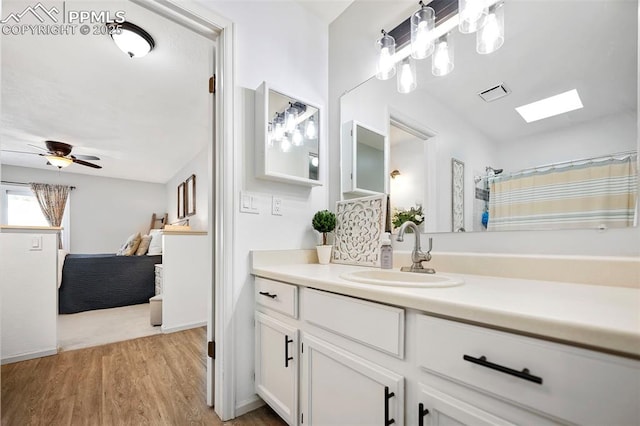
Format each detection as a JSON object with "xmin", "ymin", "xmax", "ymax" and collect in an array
[
  {"xmin": 30, "ymin": 236, "xmax": 42, "ymax": 251},
  {"xmin": 240, "ymin": 192, "xmax": 259, "ymax": 214}
]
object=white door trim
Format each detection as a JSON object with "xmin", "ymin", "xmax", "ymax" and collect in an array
[{"xmin": 130, "ymin": 0, "xmax": 236, "ymax": 420}]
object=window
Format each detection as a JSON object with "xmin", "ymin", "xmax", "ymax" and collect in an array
[{"xmin": 1, "ymin": 185, "xmax": 71, "ymax": 250}]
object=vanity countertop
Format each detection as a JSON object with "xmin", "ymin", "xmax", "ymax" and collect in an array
[{"xmin": 252, "ymin": 263, "xmax": 640, "ymax": 359}]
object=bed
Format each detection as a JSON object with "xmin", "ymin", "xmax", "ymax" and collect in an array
[{"xmin": 58, "ymin": 253, "xmax": 162, "ymax": 314}]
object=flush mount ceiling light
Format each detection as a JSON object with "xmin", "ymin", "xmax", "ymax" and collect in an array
[
  {"xmin": 375, "ymin": 0, "xmax": 504, "ymax": 93},
  {"xmin": 515, "ymin": 89, "xmax": 584, "ymax": 123},
  {"xmin": 110, "ymin": 21, "xmax": 155, "ymax": 58}
]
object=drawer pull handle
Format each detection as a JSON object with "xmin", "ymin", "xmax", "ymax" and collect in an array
[
  {"xmin": 463, "ymin": 354, "xmax": 543, "ymax": 385},
  {"xmin": 384, "ymin": 386, "xmax": 395, "ymax": 425},
  {"xmin": 259, "ymin": 291, "xmax": 277, "ymax": 299},
  {"xmin": 418, "ymin": 403, "xmax": 429, "ymax": 426},
  {"xmin": 284, "ymin": 335, "xmax": 294, "ymax": 368}
]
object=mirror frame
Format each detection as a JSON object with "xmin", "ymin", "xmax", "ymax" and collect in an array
[
  {"xmin": 341, "ymin": 119, "xmax": 389, "ymax": 196},
  {"xmin": 255, "ymin": 81, "xmax": 322, "ymax": 187}
]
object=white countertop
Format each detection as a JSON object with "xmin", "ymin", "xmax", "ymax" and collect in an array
[{"xmin": 252, "ymin": 263, "xmax": 640, "ymax": 359}]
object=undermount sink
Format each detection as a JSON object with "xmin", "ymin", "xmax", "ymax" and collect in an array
[{"xmin": 340, "ymin": 269, "xmax": 464, "ymax": 288}]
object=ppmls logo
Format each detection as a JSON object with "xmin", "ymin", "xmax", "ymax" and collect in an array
[
  {"xmin": 1, "ymin": 2, "xmax": 126, "ymax": 36},
  {"xmin": 0, "ymin": 2, "xmax": 59, "ymax": 24}
]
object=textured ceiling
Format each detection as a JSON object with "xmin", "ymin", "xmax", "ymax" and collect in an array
[{"xmin": 1, "ymin": 0, "xmax": 213, "ymax": 183}]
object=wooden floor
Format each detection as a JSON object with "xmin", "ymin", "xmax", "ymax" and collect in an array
[{"xmin": 1, "ymin": 327, "xmax": 286, "ymax": 426}]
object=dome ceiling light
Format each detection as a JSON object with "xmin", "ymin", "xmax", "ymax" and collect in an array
[{"xmin": 110, "ymin": 21, "xmax": 155, "ymax": 58}]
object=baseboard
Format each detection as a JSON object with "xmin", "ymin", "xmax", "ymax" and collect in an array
[
  {"xmin": 235, "ymin": 395, "xmax": 264, "ymax": 417},
  {"xmin": 161, "ymin": 320, "xmax": 207, "ymax": 334},
  {"xmin": 1, "ymin": 348, "xmax": 57, "ymax": 365}
]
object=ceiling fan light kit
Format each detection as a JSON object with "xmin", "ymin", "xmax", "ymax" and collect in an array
[{"xmin": 1, "ymin": 140, "xmax": 102, "ymax": 170}]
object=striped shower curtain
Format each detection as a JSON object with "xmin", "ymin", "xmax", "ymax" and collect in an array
[{"xmin": 488, "ymin": 157, "xmax": 638, "ymax": 231}]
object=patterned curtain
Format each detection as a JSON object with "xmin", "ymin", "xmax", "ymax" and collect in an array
[
  {"xmin": 488, "ymin": 157, "xmax": 638, "ymax": 231},
  {"xmin": 29, "ymin": 183, "xmax": 70, "ymax": 248}
]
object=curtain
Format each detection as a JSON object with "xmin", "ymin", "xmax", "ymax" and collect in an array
[
  {"xmin": 488, "ymin": 157, "xmax": 638, "ymax": 231},
  {"xmin": 29, "ymin": 183, "xmax": 70, "ymax": 248}
]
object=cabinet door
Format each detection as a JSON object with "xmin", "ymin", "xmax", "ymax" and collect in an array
[
  {"xmin": 417, "ymin": 384, "xmax": 516, "ymax": 426},
  {"xmin": 255, "ymin": 312, "xmax": 298, "ymax": 425},
  {"xmin": 300, "ymin": 334, "xmax": 403, "ymax": 426}
]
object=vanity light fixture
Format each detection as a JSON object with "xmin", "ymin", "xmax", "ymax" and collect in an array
[
  {"xmin": 515, "ymin": 89, "xmax": 583, "ymax": 123},
  {"xmin": 377, "ymin": 0, "xmax": 505, "ymax": 92},
  {"xmin": 292, "ymin": 127, "xmax": 304, "ymax": 147},
  {"xmin": 280, "ymin": 136, "xmax": 292, "ymax": 153},
  {"xmin": 477, "ymin": 1, "xmax": 504, "ymax": 54},
  {"xmin": 376, "ymin": 30, "xmax": 397, "ymax": 80},
  {"xmin": 397, "ymin": 57, "xmax": 418, "ymax": 93},
  {"xmin": 284, "ymin": 103, "xmax": 299, "ymax": 133},
  {"xmin": 110, "ymin": 21, "xmax": 155, "ymax": 58},
  {"xmin": 46, "ymin": 155, "xmax": 73, "ymax": 168},
  {"xmin": 411, "ymin": 1, "xmax": 436, "ymax": 60}
]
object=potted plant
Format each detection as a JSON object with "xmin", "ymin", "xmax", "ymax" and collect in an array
[
  {"xmin": 392, "ymin": 205, "xmax": 424, "ymax": 233},
  {"xmin": 312, "ymin": 209, "xmax": 336, "ymax": 264}
]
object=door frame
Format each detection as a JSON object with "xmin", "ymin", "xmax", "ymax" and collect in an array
[{"xmin": 130, "ymin": 0, "xmax": 236, "ymax": 420}]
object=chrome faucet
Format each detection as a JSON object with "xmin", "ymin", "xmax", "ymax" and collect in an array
[{"xmin": 396, "ymin": 221, "xmax": 435, "ymax": 274}]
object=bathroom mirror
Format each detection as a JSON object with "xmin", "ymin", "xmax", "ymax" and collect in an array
[
  {"xmin": 255, "ymin": 82, "xmax": 321, "ymax": 186},
  {"xmin": 340, "ymin": 0, "xmax": 638, "ymax": 233},
  {"xmin": 342, "ymin": 120, "xmax": 388, "ymax": 195}
]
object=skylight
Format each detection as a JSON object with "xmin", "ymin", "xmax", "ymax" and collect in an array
[{"xmin": 515, "ymin": 89, "xmax": 584, "ymax": 123}]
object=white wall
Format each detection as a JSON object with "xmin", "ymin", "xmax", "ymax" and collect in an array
[
  {"xmin": 196, "ymin": 0, "xmax": 329, "ymax": 412},
  {"xmin": 165, "ymin": 147, "xmax": 208, "ymax": 231},
  {"xmin": 1, "ymin": 231, "xmax": 58, "ymax": 363},
  {"xmin": 1, "ymin": 165, "xmax": 167, "ymax": 253},
  {"xmin": 329, "ymin": 1, "xmax": 640, "ymax": 256}
]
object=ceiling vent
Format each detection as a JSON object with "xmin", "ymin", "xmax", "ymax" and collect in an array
[{"xmin": 478, "ymin": 83, "xmax": 511, "ymax": 102}]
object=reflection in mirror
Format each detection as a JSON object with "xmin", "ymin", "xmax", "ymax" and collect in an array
[
  {"xmin": 255, "ymin": 82, "xmax": 321, "ymax": 186},
  {"xmin": 340, "ymin": 1, "xmax": 638, "ymax": 233},
  {"xmin": 342, "ymin": 120, "xmax": 387, "ymax": 195}
]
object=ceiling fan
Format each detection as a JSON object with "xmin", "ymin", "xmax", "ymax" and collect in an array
[{"xmin": 1, "ymin": 140, "xmax": 102, "ymax": 169}]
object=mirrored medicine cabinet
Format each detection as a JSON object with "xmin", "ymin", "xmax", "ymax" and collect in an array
[{"xmin": 255, "ymin": 82, "xmax": 322, "ymax": 186}]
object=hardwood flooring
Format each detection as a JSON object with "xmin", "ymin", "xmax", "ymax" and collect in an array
[{"xmin": 1, "ymin": 327, "xmax": 286, "ymax": 426}]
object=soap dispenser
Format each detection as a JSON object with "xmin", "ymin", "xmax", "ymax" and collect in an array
[{"xmin": 380, "ymin": 232, "xmax": 393, "ymax": 269}]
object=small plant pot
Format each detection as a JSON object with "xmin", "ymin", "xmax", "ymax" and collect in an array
[{"xmin": 316, "ymin": 245, "xmax": 332, "ymax": 265}]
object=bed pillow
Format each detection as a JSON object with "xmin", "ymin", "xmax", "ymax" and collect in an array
[
  {"xmin": 147, "ymin": 229, "xmax": 163, "ymax": 255},
  {"xmin": 116, "ymin": 232, "xmax": 142, "ymax": 256},
  {"xmin": 136, "ymin": 234, "xmax": 152, "ymax": 256}
]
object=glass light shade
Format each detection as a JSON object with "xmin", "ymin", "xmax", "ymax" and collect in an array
[
  {"xmin": 46, "ymin": 155, "xmax": 72, "ymax": 168},
  {"xmin": 292, "ymin": 127, "xmax": 303, "ymax": 146},
  {"xmin": 274, "ymin": 121, "xmax": 284, "ymax": 140},
  {"xmin": 305, "ymin": 116, "xmax": 317, "ymax": 139},
  {"xmin": 284, "ymin": 105, "xmax": 298, "ymax": 133},
  {"xmin": 280, "ymin": 137, "xmax": 292, "ymax": 153},
  {"xmin": 432, "ymin": 33, "xmax": 455, "ymax": 76},
  {"xmin": 375, "ymin": 31, "xmax": 396, "ymax": 80},
  {"xmin": 458, "ymin": 0, "xmax": 488, "ymax": 34},
  {"xmin": 397, "ymin": 57, "xmax": 417, "ymax": 94},
  {"xmin": 111, "ymin": 23, "xmax": 154, "ymax": 58},
  {"xmin": 411, "ymin": 5, "xmax": 435, "ymax": 59},
  {"xmin": 477, "ymin": 2, "xmax": 504, "ymax": 54}
]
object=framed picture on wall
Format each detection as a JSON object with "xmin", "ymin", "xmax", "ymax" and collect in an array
[
  {"xmin": 451, "ymin": 158, "xmax": 465, "ymax": 232},
  {"xmin": 186, "ymin": 174, "xmax": 196, "ymax": 216},
  {"xmin": 177, "ymin": 182, "xmax": 186, "ymax": 219}
]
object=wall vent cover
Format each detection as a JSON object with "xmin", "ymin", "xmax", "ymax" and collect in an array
[{"xmin": 478, "ymin": 83, "xmax": 511, "ymax": 102}]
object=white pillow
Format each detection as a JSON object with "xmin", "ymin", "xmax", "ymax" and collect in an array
[{"xmin": 147, "ymin": 229, "xmax": 163, "ymax": 255}]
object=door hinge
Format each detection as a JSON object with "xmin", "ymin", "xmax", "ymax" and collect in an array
[
  {"xmin": 301, "ymin": 413, "xmax": 304, "ymax": 423},
  {"xmin": 209, "ymin": 75, "xmax": 216, "ymax": 94},
  {"xmin": 301, "ymin": 342, "xmax": 304, "ymax": 353},
  {"xmin": 208, "ymin": 340, "xmax": 215, "ymax": 359}
]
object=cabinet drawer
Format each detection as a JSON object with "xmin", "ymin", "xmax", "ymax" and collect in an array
[
  {"xmin": 255, "ymin": 277, "xmax": 298, "ymax": 318},
  {"xmin": 416, "ymin": 315, "xmax": 640, "ymax": 425},
  {"xmin": 304, "ymin": 289, "xmax": 404, "ymax": 358}
]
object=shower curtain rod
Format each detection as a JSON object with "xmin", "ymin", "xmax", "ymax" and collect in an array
[
  {"xmin": 1, "ymin": 180, "xmax": 76, "ymax": 190},
  {"xmin": 476, "ymin": 150, "xmax": 637, "ymax": 182}
]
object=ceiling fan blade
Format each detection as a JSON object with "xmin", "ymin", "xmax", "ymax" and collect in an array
[
  {"xmin": 0, "ymin": 149, "xmax": 41, "ymax": 155},
  {"xmin": 72, "ymin": 158, "xmax": 102, "ymax": 169},
  {"xmin": 27, "ymin": 144, "xmax": 51, "ymax": 153},
  {"xmin": 71, "ymin": 154, "xmax": 101, "ymax": 161}
]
